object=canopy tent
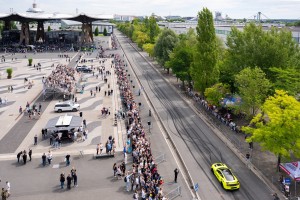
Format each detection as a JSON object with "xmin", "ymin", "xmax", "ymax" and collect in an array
[
  {"xmin": 45, "ymin": 115, "xmax": 82, "ymax": 131},
  {"xmin": 280, "ymin": 162, "xmax": 300, "ymax": 181}
]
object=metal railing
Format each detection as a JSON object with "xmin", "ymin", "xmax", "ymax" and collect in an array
[{"xmin": 165, "ymin": 186, "xmax": 181, "ymax": 200}]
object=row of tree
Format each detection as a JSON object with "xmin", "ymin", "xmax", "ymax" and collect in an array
[{"xmin": 118, "ymin": 8, "xmax": 300, "ymax": 161}]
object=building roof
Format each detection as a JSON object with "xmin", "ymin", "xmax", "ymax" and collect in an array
[{"xmin": 0, "ymin": 12, "xmax": 113, "ymax": 22}]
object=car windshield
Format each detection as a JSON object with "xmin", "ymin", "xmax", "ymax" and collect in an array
[{"xmin": 222, "ymin": 169, "xmax": 234, "ymax": 181}]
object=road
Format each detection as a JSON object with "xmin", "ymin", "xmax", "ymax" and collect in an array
[{"xmin": 115, "ymin": 30, "xmax": 273, "ymax": 200}]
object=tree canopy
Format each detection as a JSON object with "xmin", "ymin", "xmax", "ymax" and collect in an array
[
  {"xmin": 235, "ymin": 67, "xmax": 272, "ymax": 116},
  {"xmin": 154, "ymin": 28, "xmax": 178, "ymax": 72},
  {"xmin": 191, "ymin": 8, "xmax": 219, "ymax": 94},
  {"xmin": 243, "ymin": 90, "xmax": 300, "ymax": 159},
  {"xmin": 204, "ymin": 83, "xmax": 230, "ymax": 107}
]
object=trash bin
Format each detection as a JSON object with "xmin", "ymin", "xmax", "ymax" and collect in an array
[{"xmin": 79, "ymin": 112, "xmax": 83, "ymax": 117}]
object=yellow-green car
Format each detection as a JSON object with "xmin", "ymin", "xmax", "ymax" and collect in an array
[{"xmin": 211, "ymin": 163, "xmax": 240, "ymax": 190}]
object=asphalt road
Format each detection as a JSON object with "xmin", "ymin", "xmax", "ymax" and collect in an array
[{"xmin": 115, "ymin": 30, "xmax": 273, "ymax": 200}]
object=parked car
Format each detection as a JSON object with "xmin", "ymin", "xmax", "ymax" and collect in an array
[
  {"xmin": 211, "ymin": 163, "xmax": 240, "ymax": 190},
  {"xmin": 54, "ymin": 101, "xmax": 80, "ymax": 113},
  {"xmin": 76, "ymin": 66, "xmax": 92, "ymax": 73}
]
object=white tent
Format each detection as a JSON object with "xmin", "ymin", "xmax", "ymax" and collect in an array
[{"xmin": 280, "ymin": 162, "xmax": 300, "ymax": 181}]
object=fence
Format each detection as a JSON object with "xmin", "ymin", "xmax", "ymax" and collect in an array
[{"xmin": 165, "ymin": 186, "xmax": 181, "ymax": 200}]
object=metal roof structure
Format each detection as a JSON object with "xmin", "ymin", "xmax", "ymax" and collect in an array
[{"xmin": 0, "ymin": 12, "xmax": 113, "ymax": 22}]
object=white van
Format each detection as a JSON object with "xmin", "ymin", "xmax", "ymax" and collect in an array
[{"xmin": 54, "ymin": 101, "xmax": 80, "ymax": 113}]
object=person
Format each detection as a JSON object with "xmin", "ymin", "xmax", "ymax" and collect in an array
[
  {"xmin": 83, "ymin": 119, "xmax": 87, "ymax": 128},
  {"xmin": 38, "ymin": 103, "xmax": 42, "ymax": 112},
  {"xmin": 60, "ymin": 173, "xmax": 65, "ymax": 189},
  {"xmin": 174, "ymin": 168, "xmax": 179, "ymax": 183},
  {"xmin": 5, "ymin": 181, "xmax": 10, "ymax": 197},
  {"xmin": 17, "ymin": 151, "xmax": 22, "ymax": 163},
  {"xmin": 65, "ymin": 154, "xmax": 70, "ymax": 166},
  {"xmin": 99, "ymin": 143, "xmax": 103, "ymax": 154},
  {"xmin": 47, "ymin": 151, "xmax": 52, "ymax": 164},
  {"xmin": 34, "ymin": 134, "xmax": 38, "ymax": 145},
  {"xmin": 133, "ymin": 189, "xmax": 139, "ymax": 200},
  {"xmin": 42, "ymin": 153, "xmax": 46, "ymax": 166},
  {"xmin": 22, "ymin": 150, "xmax": 27, "ymax": 164},
  {"xmin": 28, "ymin": 148, "xmax": 32, "ymax": 161},
  {"xmin": 73, "ymin": 171, "xmax": 78, "ymax": 187},
  {"xmin": 96, "ymin": 144, "xmax": 100, "ymax": 155},
  {"xmin": 1, "ymin": 188, "xmax": 8, "ymax": 200},
  {"xmin": 113, "ymin": 163, "xmax": 117, "ymax": 177},
  {"xmin": 272, "ymin": 193, "xmax": 279, "ymax": 200},
  {"xmin": 67, "ymin": 174, "xmax": 72, "ymax": 189}
]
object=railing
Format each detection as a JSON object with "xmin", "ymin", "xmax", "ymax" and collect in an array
[{"xmin": 165, "ymin": 186, "xmax": 181, "ymax": 200}]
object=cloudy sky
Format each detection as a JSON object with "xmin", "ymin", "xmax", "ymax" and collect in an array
[{"xmin": 1, "ymin": 0, "xmax": 300, "ymax": 19}]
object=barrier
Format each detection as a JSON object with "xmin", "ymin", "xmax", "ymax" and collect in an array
[{"xmin": 165, "ymin": 186, "xmax": 181, "ymax": 200}]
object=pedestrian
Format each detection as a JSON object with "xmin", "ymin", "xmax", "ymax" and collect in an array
[
  {"xmin": 47, "ymin": 151, "xmax": 52, "ymax": 164},
  {"xmin": 90, "ymin": 89, "xmax": 93, "ymax": 96},
  {"xmin": 104, "ymin": 91, "xmax": 107, "ymax": 96},
  {"xmin": 174, "ymin": 168, "xmax": 179, "ymax": 183},
  {"xmin": 67, "ymin": 174, "xmax": 72, "ymax": 189},
  {"xmin": 99, "ymin": 143, "xmax": 104, "ymax": 154},
  {"xmin": 84, "ymin": 129, "xmax": 88, "ymax": 140},
  {"xmin": 19, "ymin": 106, "xmax": 23, "ymax": 114},
  {"xmin": 83, "ymin": 119, "xmax": 86, "ymax": 128},
  {"xmin": 125, "ymin": 172, "xmax": 130, "ymax": 192},
  {"xmin": 42, "ymin": 153, "xmax": 46, "ymax": 166},
  {"xmin": 50, "ymin": 135, "xmax": 53, "ymax": 146},
  {"xmin": 1, "ymin": 188, "xmax": 8, "ymax": 200},
  {"xmin": 5, "ymin": 181, "xmax": 10, "ymax": 197},
  {"xmin": 17, "ymin": 151, "xmax": 22, "ymax": 163},
  {"xmin": 273, "ymin": 193, "xmax": 279, "ymax": 200},
  {"xmin": 73, "ymin": 172, "xmax": 78, "ymax": 187},
  {"xmin": 96, "ymin": 144, "xmax": 100, "ymax": 155},
  {"xmin": 65, "ymin": 154, "xmax": 70, "ymax": 166},
  {"xmin": 22, "ymin": 150, "xmax": 27, "ymax": 164},
  {"xmin": 60, "ymin": 173, "xmax": 65, "ymax": 189},
  {"xmin": 28, "ymin": 148, "xmax": 32, "ymax": 161},
  {"xmin": 113, "ymin": 163, "xmax": 117, "ymax": 177},
  {"xmin": 34, "ymin": 134, "xmax": 38, "ymax": 145},
  {"xmin": 38, "ymin": 103, "xmax": 42, "ymax": 112}
]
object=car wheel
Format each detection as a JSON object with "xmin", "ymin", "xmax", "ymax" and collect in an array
[
  {"xmin": 58, "ymin": 109, "xmax": 62, "ymax": 113},
  {"xmin": 211, "ymin": 168, "xmax": 214, "ymax": 173},
  {"xmin": 72, "ymin": 108, "xmax": 77, "ymax": 112}
]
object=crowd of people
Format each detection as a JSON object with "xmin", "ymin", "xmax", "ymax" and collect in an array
[
  {"xmin": 43, "ymin": 64, "xmax": 77, "ymax": 95},
  {"xmin": 114, "ymin": 53, "xmax": 167, "ymax": 200}
]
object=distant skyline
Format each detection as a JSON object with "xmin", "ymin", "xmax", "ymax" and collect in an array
[{"xmin": 1, "ymin": 0, "xmax": 300, "ymax": 19}]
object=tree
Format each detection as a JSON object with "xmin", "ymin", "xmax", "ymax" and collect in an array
[
  {"xmin": 243, "ymin": 90, "xmax": 300, "ymax": 162},
  {"xmin": 270, "ymin": 67, "xmax": 300, "ymax": 96},
  {"xmin": 191, "ymin": 8, "xmax": 219, "ymax": 94},
  {"xmin": 133, "ymin": 31, "xmax": 150, "ymax": 48},
  {"xmin": 148, "ymin": 15, "xmax": 160, "ymax": 43},
  {"xmin": 103, "ymin": 27, "xmax": 107, "ymax": 36},
  {"xmin": 47, "ymin": 26, "xmax": 51, "ymax": 32},
  {"xmin": 154, "ymin": 28, "xmax": 178, "ymax": 73},
  {"xmin": 220, "ymin": 23, "xmax": 300, "ymax": 90},
  {"xmin": 235, "ymin": 67, "xmax": 272, "ymax": 116},
  {"xmin": 94, "ymin": 27, "xmax": 99, "ymax": 36},
  {"xmin": 142, "ymin": 43, "xmax": 155, "ymax": 57},
  {"xmin": 204, "ymin": 83, "xmax": 230, "ymax": 107},
  {"xmin": 165, "ymin": 29, "xmax": 196, "ymax": 86}
]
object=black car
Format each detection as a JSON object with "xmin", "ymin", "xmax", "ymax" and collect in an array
[{"xmin": 76, "ymin": 66, "xmax": 92, "ymax": 73}]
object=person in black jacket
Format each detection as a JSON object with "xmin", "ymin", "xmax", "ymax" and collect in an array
[
  {"xmin": 22, "ymin": 150, "xmax": 27, "ymax": 164},
  {"xmin": 28, "ymin": 149, "xmax": 32, "ymax": 161},
  {"xmin": 42, "ymin": 153, "xmax": 46, "ymax": 166},
  {"xmin": 60, "ymin": 173, "xmax": 65, "ymax": 189},
  {"xmin": 67, "ymin": 174, "xmax": 72, "ymax": 189},
  {"xmin": 17, "ymin": 151, "xmax": 22, "ymax": 163}
]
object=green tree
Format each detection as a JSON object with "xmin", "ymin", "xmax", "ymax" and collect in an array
[
  {"xmin": 235, "ymin": 67, "xmax": 272, "ymax": 116},
  {"xmin": 142, "ymin": 43, "xmax": 155, "ymax": 57},
  {"xmin": 94, "ymin": 27, "xmax": 99, "ymax": 36},
  {"xmin": 103, "ymin": 27, "xmax": 107, "ymax": 36},
  {"xmin": 154, "ymin": 29, "xmax": 178, "ymax": 73},
  {"xmin": 148, "ymin": 15, "xmax": 160, "ymax": 43},
  {"xmin": 243, "ymin": 90, "xmax": 300, "ymax": 162},
  {"xmin": 133, "ymin": 31, "xmax": 150, "ymax": 48},
  {"xmin": 191, "ymin": 8, "xmax": 219, "ymax": 94},
  {"xmin": 47, "ymin": 26, "xmax": 51, "ymax": 32},
  {"xmin": 220, "ymin": 23, "xmax": 299, "ymax": 90},
  {"xmin": 270, "ymin": 67, "xmax": 300, "ymax": 96},
  {"xmin": 165, "ymin": 29, "xmax": 196, "ymax": 86},
  {"xmin": 204, "ymin": 83, "xmax": 230, "ymax": 107}
]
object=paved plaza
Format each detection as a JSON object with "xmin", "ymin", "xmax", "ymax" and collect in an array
[{"xmin": 0, "ymin": 36, "xmax": 191, "ymax": 200}]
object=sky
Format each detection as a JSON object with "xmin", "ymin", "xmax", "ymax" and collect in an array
[{"xmin": 1, "ymin": 0, "xmax": 300, "ymax": 19}]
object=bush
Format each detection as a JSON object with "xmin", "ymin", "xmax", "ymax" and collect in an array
[
  {"xmin": 6, "ymin": 68, "xmax": 13, "ymax": 78},
  {"xmin": 94, "ymin": 27, "xmax": 99, "ymax": 36},
  {"xmin": 103, "ymin": 28, "xmax": 107, "ymax": 36},
  {"xmin": 28, "ymin": 58, "xmax": 33, "ymax": 66}
]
